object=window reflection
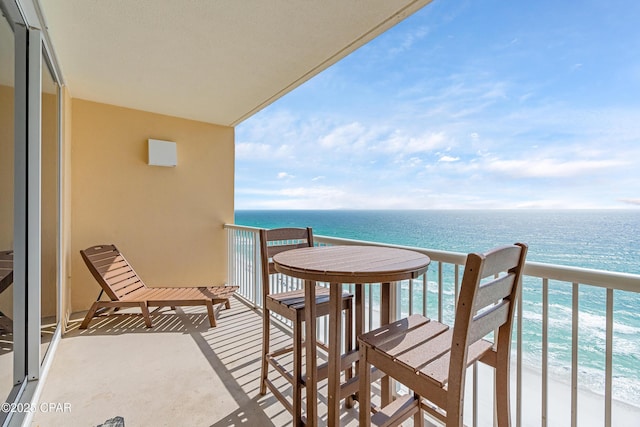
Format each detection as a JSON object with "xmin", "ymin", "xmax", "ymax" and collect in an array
[
  {"xmin": 41, "ymin": 55, "xmax": 59, "ymax": 361},
  {"xmin": 0, "ymin": 7, "xmax": 15, "ymax": 402}
]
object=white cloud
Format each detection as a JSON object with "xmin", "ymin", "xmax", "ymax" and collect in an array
[
  {"xmin": 439, "ymin": 155, "xmax": 460, "ymax": 162},
  {"xmin": 236, "ymin": 141, "xmax": 293, "ymax": 160},
  {"xmin": 277, "ymin": 172, "xmax": 294, "ymax": 180},
  {"xmin": 235, "ymin": 142, "xmax": 271, "ymax": 159},
  {"xmin": 480, "ymin": 82, "xmax": 509, "ymax": 99},
  {"xmin": 381, "ymin": 131, "xmax": 448, "ymax": 155},
  {"xmin": 319, "ymin": 122, "xmax": 366, "ymax": 149},
  {"xmin": 389, "ymin": 26, "xmax": 430, "ymax": 55},
  {"xmin": 407, "ymin": 157, "xmax": 422, "ymax": 167},
  {"xmin": 255, "ymin": 186, "xmax": 349, "ymax": 209},
  {"xmin": 513, "ymin": 199, "xmax": 601, "ymax": 209},
  {"xmin": 279, "ymin": 186, "xmax": 337, "ymax": 197},
  {"xmin": 485, "ymin": 158, "xmax": 627, "ymax": 178}
]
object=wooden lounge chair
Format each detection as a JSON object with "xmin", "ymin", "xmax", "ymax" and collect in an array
[
  {"xmin": 0, "ymin": 250, "xmax": 14, "ymax": 333},
  {"xmin": 79, "ymin": 244, "xmax": 238, "ymax": 329},
  {"xmin": 0, "ymin": 250, "xmax": 12, "ymax": 295}
]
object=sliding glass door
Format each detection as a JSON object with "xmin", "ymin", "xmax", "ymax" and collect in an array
[{"xmin": 0, "ymin": 1, "xmax": 62, "ymax": 422}]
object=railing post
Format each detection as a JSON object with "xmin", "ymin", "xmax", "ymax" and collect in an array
[
  {"xmin": 542, "ymin": 278, "xmax": 549, "ymax": 427},
  {"xmin": 516, "ymin": 288, "xmax": 522, "ymax": 427},
  {"xmin": 571, "ymin": 282, "xmax": 579, "ymax": 427},
  {"xmin": 254, "ymin": 230, "xmax": 261, "ymax": 309},
  {"xmin": 605, "ymin": 288, "xmax": 613, "ymax": 427}
]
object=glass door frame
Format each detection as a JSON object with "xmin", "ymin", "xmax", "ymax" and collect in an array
[
  {"xmin": 1, "ymin": 0, "xmax": 29, "ymax": 411},
  {"xmin": 1, "ymin": 0, "xmax": 64, "ymax": 424}
]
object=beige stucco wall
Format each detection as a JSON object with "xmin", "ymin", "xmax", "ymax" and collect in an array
[{"xmin": 69, "ymin": 99, "xmax": 234, "ymax": 314}]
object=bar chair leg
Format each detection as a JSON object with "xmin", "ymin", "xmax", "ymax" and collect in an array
[
  {"xmin": 358, "ymin": 344, "xmax": 372, "ymax": 426},
  {"xmin": 495, "ymin": 347, "xmax": 511, "ymax": 427},
  {"xmin": 292, "ymin": 318, "xmax": 303, "ymax": 426},
  {"xmin": 345, "ymin": 299, "xmax": 355, "ymax": 408},
  {"xmin": 413, "ymin": 392, "xmax": 424, "ymax": 427},
  {"xmin": 260, "ymin": 307, "xmax": 270, "ymax": 395}
]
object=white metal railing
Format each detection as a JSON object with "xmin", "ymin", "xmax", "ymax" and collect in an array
[{"xmin": 224, "ymin": 224, "xmax": 640, "ymax": 427}]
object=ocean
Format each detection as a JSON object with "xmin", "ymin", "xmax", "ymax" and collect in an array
[{"xmin": 234, "ymin": 209, "xmax": 640, "ymax": 409}]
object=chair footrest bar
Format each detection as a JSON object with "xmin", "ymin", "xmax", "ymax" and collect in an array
[
  {"xmin": 315, "ymin": 349, "xmax": 359, "ymax": 382},
  {"xmin": 264, "ymin": 379, "xmax": 294, "ymax": 414},
  {"xmin": 419, "ymin": 398, "xmax": 447, "ymax": 423},
  {"xmin": 266, "ymin": 356, "xmax": 295, "ymax": 384},
  {"xmin": 371, "ymin": 394, "xmax": 420, "ymax": 427},
  {"xmin": 270, "ymin": 345, "xmax": 295, "ymax": 358}
]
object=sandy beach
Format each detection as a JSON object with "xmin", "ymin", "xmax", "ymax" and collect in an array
[{"xmin": 467, "ymin": 362, "xmax": 640, "ymax": 427}]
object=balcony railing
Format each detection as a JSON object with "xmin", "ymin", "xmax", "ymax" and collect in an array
[{"xmin": 224, "ymin": 224, "xmax": 640, "ymax": 427}]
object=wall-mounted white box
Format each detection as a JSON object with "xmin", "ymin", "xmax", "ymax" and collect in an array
[{"xmin": 148, "ymin": 139, "xmax": 177, "ymax": 167}]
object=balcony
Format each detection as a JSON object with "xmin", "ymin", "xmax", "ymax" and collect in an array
[{"xmin": 31, "ymin": 225, "xmax": 640, "ymax": 426}]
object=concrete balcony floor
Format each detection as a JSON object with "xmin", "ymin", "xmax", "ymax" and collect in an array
[{"xmin": 31, "ymin": 297, "xmax": 366, "ymax": 427}]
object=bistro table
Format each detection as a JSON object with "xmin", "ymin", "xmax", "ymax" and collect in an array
[{"xmin": 273, "ymin": 245, "xmax": 430, "ymax": 426}]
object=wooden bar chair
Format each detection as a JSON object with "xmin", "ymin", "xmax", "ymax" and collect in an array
[
  {"xmin": 259, "ymin": 227, "xmax": 354, "ymax": 426},
  {"xmin": 358, "ymin": 243, "xmax": 528, "ymax": 427}
]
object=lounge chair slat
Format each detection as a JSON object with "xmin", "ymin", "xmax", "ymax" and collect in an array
[
  {"xmin": 102, "ymin": 265, "xmax": 138, "ymax": 280},
  {"xmin": 203, "ymin": 286, "xmax": 239, "ymax": 297},
  {"xmin": 109, "ymin": 279, "xmax": 145, "ymax": 297},
  {"xmin": 144, "ymin": 288, "xmax": 189, "ymax": 300},
  {"xmin": 109, "ymin": 275, "xmax": 145, "ymax": 291},
  {"xmin": 86, "ymin": 251, "xmax": 122, "ymax": 266},
  {"xmin": 91, "ymin": 253, "xmax": 124, "ymax": 267},
  {"xmin": 95, "ymin": 258, "xmax": 128, "ymax": 274},
  {"xmin": 103, "ymin": 275, "xmax": 138, "ymax": 292},
  {"xmin": 118, "ymin": 284, "xmax": 147, "ymax": 300}
]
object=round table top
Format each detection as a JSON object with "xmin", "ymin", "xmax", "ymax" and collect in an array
[{"xmin": 273, "ymin": 245, "xmax": 430, "ymax": 284}]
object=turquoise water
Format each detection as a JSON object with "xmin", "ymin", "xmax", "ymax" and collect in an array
[{"xmin": 235, "ymin": 209, "xmax": 640, "ymax": 407}]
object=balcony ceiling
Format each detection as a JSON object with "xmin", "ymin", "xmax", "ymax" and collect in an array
[{"xmin": 39, "ymin": 0, "xmax": 432, "ymax": 127}]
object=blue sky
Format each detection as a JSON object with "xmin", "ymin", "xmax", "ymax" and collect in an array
[{"xmin": 235, "ymin": 0, "xmax": 640, "ymax": 210}]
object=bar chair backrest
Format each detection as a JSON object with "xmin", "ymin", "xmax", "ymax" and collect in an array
[
  {"xmin": 259, "ymin": 227, "xmax": 314, "ymax": 301},
  {"xmin": 447, "ymin": 242, "xmax": 528, "ymax": 426}
]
